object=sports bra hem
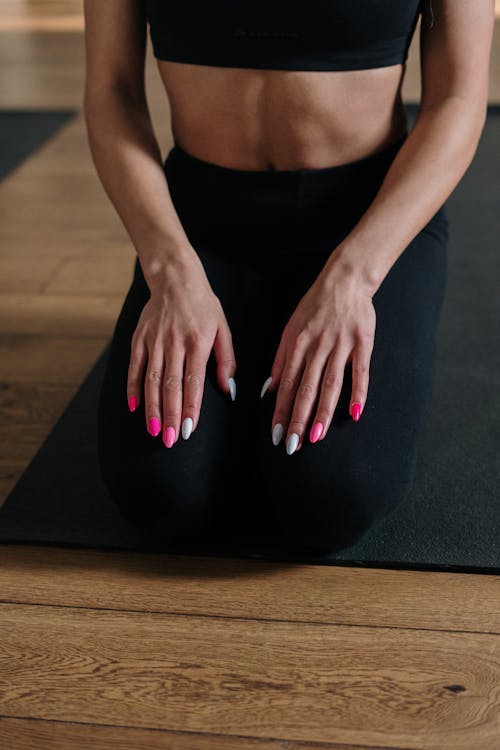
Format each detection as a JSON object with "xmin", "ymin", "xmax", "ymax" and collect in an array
[{"xmin": 149, "ymin": 37, "xmax": 411, "ymax": 72}]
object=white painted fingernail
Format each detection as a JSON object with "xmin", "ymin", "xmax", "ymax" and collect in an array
[
  {"xmin": 182, "ymin": 417, "xmax": 193, "ymax": 440},
  {"xmin": 286, "ymin": 433, "xmax": 299, "ymax": 455},
  {"xmin": 260, "ymin": 375, "xmax": 272, "ymax": 398},
  {"xmin": 272, "ymin": 423, "xmax": 283, "ymax": 446},
  {"xmin": 228, "ymin": 377, "xmax": 236, "ymax": 401}
]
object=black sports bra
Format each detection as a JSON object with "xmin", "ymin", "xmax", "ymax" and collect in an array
[{"xmin": 143, "ymin": 1, "xmax": 423, "ymax": 72}]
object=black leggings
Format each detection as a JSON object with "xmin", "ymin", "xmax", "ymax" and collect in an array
[{"xmin": 97, "ymin": 133, "xmax": 448, "ymax": 554}]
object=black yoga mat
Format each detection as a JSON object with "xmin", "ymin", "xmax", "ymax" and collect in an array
[
  {"xmin": 0, "ymin": 104, "xmax": 499, "ymax": 572},
  {"xmin": 0, "ymin": 109, "xmax": 77, "ymax": 180}
]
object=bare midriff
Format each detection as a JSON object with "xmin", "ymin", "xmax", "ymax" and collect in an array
[{"xmin": 155, "ymin": 60, "xmax": 410, "ymax": 171}]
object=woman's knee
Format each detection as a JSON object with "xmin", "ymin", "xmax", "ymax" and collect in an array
[
  {"xmin": 99, "ymin": 459, "xmax": 218, "ymax": 541},
  {"xmin": 266, "ymin": 464, "xmax": 411, "ymax": 554}
]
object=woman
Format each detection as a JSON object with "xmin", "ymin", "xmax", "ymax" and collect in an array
[{"xmin": 84, "ymin": 1, "xmax": 494, "ymax": 554}]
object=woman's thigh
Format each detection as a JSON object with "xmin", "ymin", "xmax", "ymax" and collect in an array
[
  {"xmin": 96, "ymin": 248, "xmax": 271, "ymax": 543},
  {"xmin": 250, "ymin": 206, "xmax": 449, "ymax": 553}
]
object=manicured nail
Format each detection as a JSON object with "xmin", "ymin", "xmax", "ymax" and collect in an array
[
  {"xmin": 350, "ymin": 402, "xmax": 361, "ymax": 422},
  {"xmin": 310, "ymin": 421, "xmax": 323, "ymax": 443},
  {"xmin": 148, "ymin": 417, "xmax": 161, "ymax": 436},
  {"xmin": 163, "ymin": 426, "xmax": 176, "ymax": 448},
  {"xmin": 182, "ymin": 417, "xmax": 193, "ymax": 440},
  {"xmin": 228, "ymin": 377, "xmax": 236, "ymax": 401},
  {"xmin": 260, "ymin": 376, "xmax": 272, "ymax": 398},
  {"xmin": 272, "ymin": 423, "xmax": 283, "ymax": 446},
  {"xmin": 128, "ymin": 395, "xmax": 137, "ymax": 412},
  {"xmin": 286, "ymin": 433, "xmax": 300, "ymax": 455}
]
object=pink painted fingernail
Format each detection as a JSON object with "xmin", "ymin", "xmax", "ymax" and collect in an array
[
  {"xmin": 350, "ymin": 402, "xmax": 361, "ymax": 422},
  {"xmin": 310, "ymin": 421, "xmax": 323, "ymax": 443},
  {"xmin": 128, "ymin": 395, "xmax": 137, "ymax": 412},
  {"xmin": 148, "ymin": 417, "xmax": 161, "ymax": 436},
  {"xmin": 164, "ymin": 426, "xmax": 176, "ymax": 448}
]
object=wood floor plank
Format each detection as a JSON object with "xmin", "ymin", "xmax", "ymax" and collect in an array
[
  {"xmin": 40, "ymin": 257, "xmax": 135, "ymax": 297},
  {"xmin": 0, "ymin": 32, "xmax": 86, "ymax": 109},
  {"xmin": 1, "ymin": 602, "xmax": 499, "ymax": 749},
  {"xmin": 0, "ymin": 546, "xmax": 498, "ymax": 635},
  {"xmin": 0, "ymin": 229, "xmax": 128, "ymax": 257},
  {"xmin": 0, "ymin": 0, "xmax": 84, "ymax": 32},
  {"xmin": 0, "ymin": 716, "xmax": 389, "ymax": 750},
  {"xmin": 0, "ymin": 334, "xmax": 108, "ymax": 384},
  {"xmin": 0, "ymin": 258, "xmax": 65, "ymax": 294},
  {"xmin": 0, "ymin": 294, "xmax": 124, "ymax": 336},
  {"xmin": 0, "ymin": 381, "xmax": 75, "ymax": 429},
  {"xmin": 0, "ymin": 178, "xmax": 121, "ymax": 230}
]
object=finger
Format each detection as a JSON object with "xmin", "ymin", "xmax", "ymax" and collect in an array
[
  {"xmin": 212, "ymin": 312, "xmax": 237, "ymax": 400},
  {"xmin": 263, "ymin": 324, "xmax": 288, "ymax": 399},
  {"xmin": 181, "ymin": 342, "xmax": 210, "ymax": 439},
  {"xmin": 144, "ymin": 343, "xmax": 165, "ymax": 437},
  {"xmin": 312, "ymin": 338, "xmax": 353, "ymax": 443},
  {"xmin": 286, "ymin": 346, "xmax": 328, "ymax": 454},
  {"xmin": 161, "ymin": 341, "xmax": 185, "ymax": 448},
  {"xmin": 348, "ymin": 333, "xmax": 374, "ymax": 424},
  {"xmin": 127, "ymin": 332, "xmax": 147, "ymax": 413},
  {"xmin": 271, "ymin": 334, "xmax": 307, "ymax": 448}
]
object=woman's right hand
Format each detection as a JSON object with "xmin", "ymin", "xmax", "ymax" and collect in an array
[{"xmin": 126, "ymin": 263, "xmax": 237, "ymax": 447}]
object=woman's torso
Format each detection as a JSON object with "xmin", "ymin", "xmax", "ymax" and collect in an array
[
  {"xmin": 145, "ymin": 1, "xmax": 421, "ymax": 171},
  {"xmin": 156, "ymin": 62, "xmax": 410, "ymax": 171}
]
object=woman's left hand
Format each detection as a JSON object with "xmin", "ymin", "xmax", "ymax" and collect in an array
[{"xmin": 264, "ymin": 265, "xmax": 376, "ymax": 454}]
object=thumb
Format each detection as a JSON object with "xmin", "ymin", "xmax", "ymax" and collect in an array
[{"xmin": 212, "ymin": 321, "xmax": 237, "ymax": 401}]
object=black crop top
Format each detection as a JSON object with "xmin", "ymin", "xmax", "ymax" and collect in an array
[{"xmin": 143, "ymin": 1, "xmax": 423, "ymax": 72}]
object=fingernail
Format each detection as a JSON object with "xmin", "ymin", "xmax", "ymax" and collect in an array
[
  {"xmin": 260, "ymin": 376, "xmax": 272, "ymax": 398},
  {"xmin": 286, "ymin": 433, "xmax": 300, "ymax": 455},
  {"xmin": 228, "ymin": 377, "xmax": 236, "ymax": 401},
  {"xmin": 182, "ymin": 417, "xmax": 193, "ymax": 440},
  {"xmin": 350, "ymin": 402, "xmax": 361, "ymax": 422},
  {"xmin": 128, "ymin": 395, "xmax": 137, "ymax": 412},
  {"xmin": 148, "ymin": 417, "xmax": 161, "ymax": 436},
  {"xmin": 310, "ymin": 421, "xmax": 323, "ymax": 443},
  {"xmin": 272, "ymin": 423, "xmax": 283, "ymax": 446},
  {"xmin": 163, "ymin": 426, "xmax": 176, "ymax": 448}
]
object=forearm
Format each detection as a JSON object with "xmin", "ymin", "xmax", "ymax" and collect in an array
[
  {"xmin": 84, "ymin": 88, "xmax": 201, "ymax": 290},
  {"xmin": 322, "ymin": 96, "xmax": 487, "ymax": 296}
]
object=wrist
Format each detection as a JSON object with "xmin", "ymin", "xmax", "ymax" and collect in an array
[
  {"xmin": 321, "ymin": 242, "xmax": 383, "ymax": 298},
  {"xmin": 139, "ymin": 242, "xmax": 204, "ymax": 293}
]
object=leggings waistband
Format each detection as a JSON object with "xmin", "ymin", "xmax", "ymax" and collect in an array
[{"xmin": 164, "ymin": 133, "xmax": 408, "ymax": 194}]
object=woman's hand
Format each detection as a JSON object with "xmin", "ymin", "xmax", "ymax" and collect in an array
[
  {"xmin": 126, "ymin": 262, "xmax": 237, "ymax": 448},
  {"xmin": 264, "ymin": 265, "xmax": 376, "ymax": 454}
]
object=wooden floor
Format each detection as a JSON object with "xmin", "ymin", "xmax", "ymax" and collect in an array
[{"xmin": 1, "ymin": 3, "xmax": 500, "ymax": 748}]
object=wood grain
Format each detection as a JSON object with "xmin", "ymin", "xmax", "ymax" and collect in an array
[
  {"xmin": 1, "ymin": 601, "xmax": 499, "ymax": 749},
  {"xmin": 0, "ymin": 546, "xmax": 499, "ymax": 635},
  {"xmin": 0, "ymin": 716, "xmax": 379, "ymax": 750}
]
